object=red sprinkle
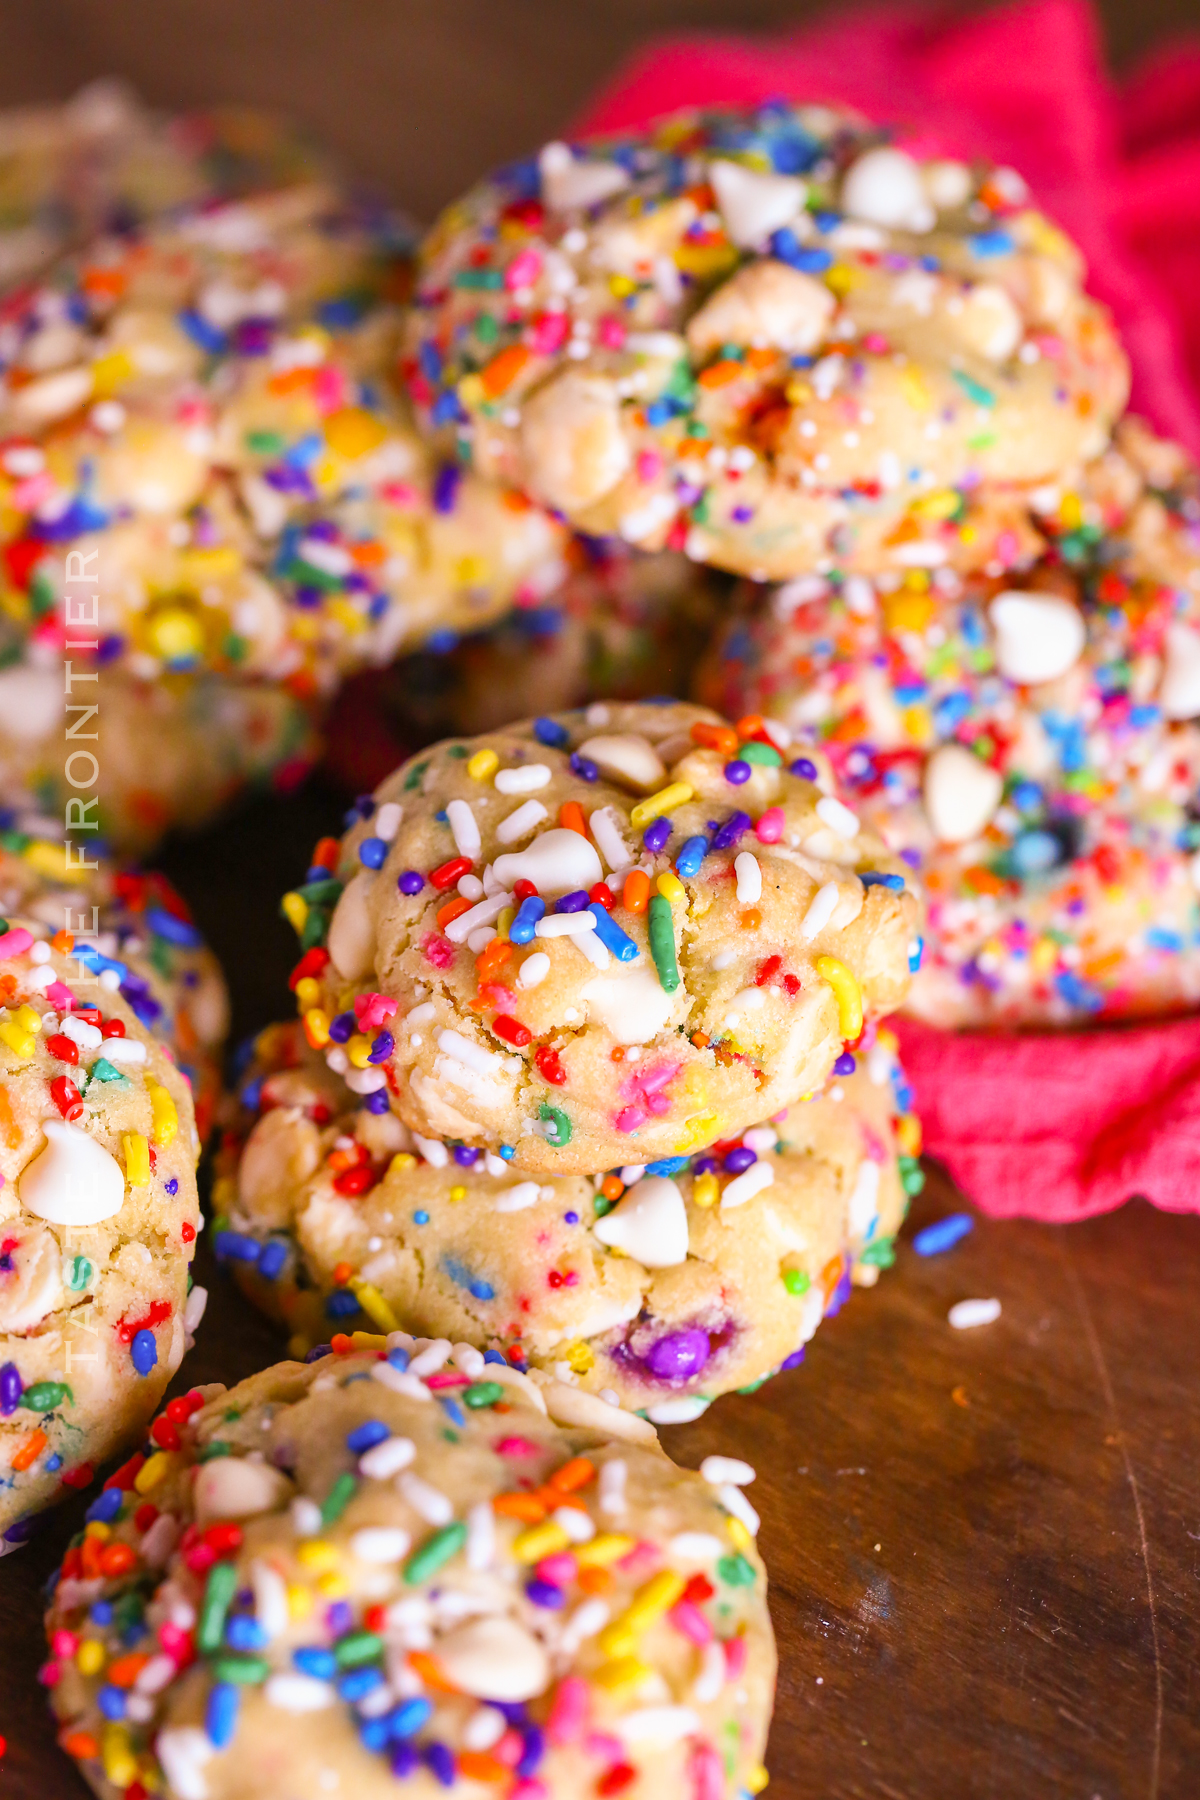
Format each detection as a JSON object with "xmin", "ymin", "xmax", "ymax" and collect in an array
[
  {"xmin": 513, "ymin": 878, "xmax": 539, "ymax": 902},
  {"xmin": 289, "ymin": 947, "xmax": 330, "ymax": 990},
  {"xmin": 588, "ymin": 882, "xmax": 615, "ymax": 910},
  {"xmin": 45, "ymin": 1034, "xmax": 78, "ymax": 1064},
  {"xmin": 101, "ymin": 1018, "xmax": 125, "ymax": 1039},
  {"xmin": 49, "ymin": 1075, "xmax": 83, "ymax": 1121},
  {"xmin": 534, "ymin": 1046, "xmax": 566, "ymax": 1086},
  {"xmin": 333, "ymin": 1164, "xmax": 377, "ymax": 1196},
  {"xmin": 181, "ymin": 1222, "xmax": 196, "ymax": 1244},
  {"xmin": 430, "ymin": 856, "xmax": 472, "ymax": 891},
  {"xmin": 598, "ymin": 1765, "xmax": 637, "ymax": 1796},
  {"xmin": 492, "ymin": 1014, "xmax": 532, "ymax": 1048}
]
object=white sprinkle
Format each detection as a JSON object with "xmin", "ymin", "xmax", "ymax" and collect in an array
[
  {"xmin": 570, "ymin": 925, "xmax": 610, "ymax": 968},
  {"xmin": 398, "ymin": 1471, "xmax": 454, "ymax": 1525},
  {"xmin": 457, "ymin": 875, "xmax": 485, "ymax": 901},
  {"xmin": 436, "ymin": 1030, "xmax": 504, "ymax": 1077},
  {"xmin": 156, "ymin": 1727, "xmax": 214, "ymax": 1799},
  {"xmin": 495, "ymin": 763, "xmax": 552, "ymax": 794},
  {"xmin": 95, "ymin": 1036, "xmax": 147, "ymax": 1064},
  {"xmin": 535, "ymin": 911, "xmax": 596, "ymax": 938},
  {"xmin": 134, "ymin": 1653, "xmax": 177, "ymax": 1696},
  {"xmin": 408, "ymin": 1339, "xmax": 452, "ymax": 1377},
  {"xmin": 407, "ymin": 1001, "xmax": 436, "ymax": 1026},
  {"xmin": 140, "ymin": 1513, "xmax": 180, "ymax": 1570},
  {"xmin": 495, "ymin": 1181, "xmax": 541, "ymax": 1213},
  {"xmin": 720, "ymin": 1161, "xmax": 775, "ymax": 1210},
  {"xmin": 815, "ymin": 795, "xmax": 859, "ymax": 838},
  {"xmin": 291, "ymin": 1496, "xmax": 322, "ymax": 1538},
  {"xmin": 553, "ymin": 1505, "xmax": 596, "ymax": 1543},
  {"xmin": 183, "ymin": 1285, "xmax": 208, "ymax": 1334},
  {"xmin": 700, "ymin": 1455, "xmax": 756, "ymax": 1487},
  {"xmin": 692, "ymin": 1640, "xmax": 725, "ymax": 1705},
  {"xmin": 734, "ymin": 851, "xmax": 762, "ymax": 904},
  {"xmin": 517, "ymin": 952, "xmax": 550, "ymax": 989},
  {"xmin": 619, "ymin": 1706, "xmax": 702, "ymax": 1747},
  {"xmin": 717, "ymin": 1483, "xmax": 760, "ymax": 1536},
  {"xmin": 669, "ymin": 1531, "xmax": 725, "ymax": 1562},
  {"xmin": 588, "ymin": 806, "xmax": 634, "ymax": 872},
  {"xmin": 452, "ymin": 1343, "xmax": 486, "ymax": 1378},
  {"xmin": 599, "ymin": 1458, "xmax": 627, "ymax": 1516},
  {"xmin": 466, "ymin": 1498, "xmax": 495, "ymax": 1571},
  {"xmin": 742, "ymin": 1126, "xmax": 778, "ymax": 1155},
  {"xmin": 463, "ymin": 1706, "xmax": 507, "ymax": 1751},
  {"xmin": 467, "ymin": 928, "xmax": 496, "ymax": 953},
  {"xmin": 496, "ymin": 800, "xmax": 549, "ymax": 844},
  {"xmin": 370, "ymin": 1363, "xmax": 432, "ymax": 1401},
  {"xmin": 800, "ymin": 880, "xmax": 839, "ymax": 941},
  {"xmin": 444, "ymin": 892, "xmax": 509, "ymax": 945},
  {"xmin": 60, "ymin": 1015, "xmax": 102, "ymax": 1049},
  {"xmin": 350, "ymin": 1527, "xmax": 411, "ymax": 1564},
  {"xmin": 375, "ymin": 802, "xmax": 403, "ymax": 842},
  {"xmin": 264, "ymin": 1673, "xmax": 337, "ymax": 1713},
  {"xmin": 251, "ymin": 1561, "xmax": 289, "ymax": 1639},
  {"xmin": 646, "ymin": 1395, "xmax": 711, "ymax": 1424},
  {"xmin": 412, "ymin": 1134, "xmax": 449, "ymax": 1168},
  {"xmin": 558, "ymin": 1597, "xmax": 610, "ymax": 1657},
  {"xmin": 358, "ymin": 1435, "xmax": 416, "ymax": 1479},
  {"xmin": 948, "ymin": 1297, "xmax": 1002, "ymax": 1330},
  {"xmin": 446, "ymin": 799, "xmax": 482, "ymax": 861}
]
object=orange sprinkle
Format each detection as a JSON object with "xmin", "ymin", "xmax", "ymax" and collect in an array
[
  {"xmin": 740, "ymin": 908, "xmax": 762, "ymax": 931},
  {"xmin": 0, "ymin": 1086, "xmax": 19, "ymax": 1151},
  {"xmin": 80, "ymin": 1537, "xmax": 105, "ymax": 1580},
  {"xmin": 820, "ymin": 1255, "xmax": 845, "ymax": 1304},
  {"xmin": 407, "ymin": 1650, "xmax": 460, "ymax": 1693},
  {"xmin": 481, "ymin": 343, "xmax": 532, "ymax": 399},
  {"xmin": 62, "ymin": 1732, "xmax": 100, "ymax": 1761},
  {"xmin": 475, "ymin": 939, "xmax": 512, "ymax": 980},
  {"xmin": 99, "ymin": 1542, "xmax": 138, "ymax": 1579},
  {"xmin": 600, "ymin": 1175, "xmax": 624, "ymax": 1202},
  {"xmin": 691, "ymin": 1031, "xmax": 711, "ymax": 1049},
  {"xmin": 689, "ymin": 721, "xmax": 738, "ymax": 758},
  {"xmin": 11, "ymin": 1429, "xmax": 46, "ymax": 1472},
  {"xmin": 622, "ymin": 869, "xmax": 650, "ymax": 914},
  {"xmin": 735, "ymin": 714, "xmax": 764, "ymax": 741},
  {"xmin": 332, "ymin": 1261, "xmax": 354, "ymax": 1285},
  {"xmin": 349, "ymin": 540, "xmax": 386, "ymax": 568},
  {"xmin": 697, "ymin": 358, "xmax": 745, "ymax": 389},
  {"xmin": 548, "ymin": 1456, "xmax": 595, "ymax": 1494},
  {"xmin": 267, "ymin": 364, "xmax": 317, "ymax": 397},
  {"xmin": 106, "ymin": 1653, "xmax": 150, "ymax": 1690},
  {"xmin": 559, "ymin": 800, "xmax": 587, "ymax": 837},
  {"xmin": 331, "ymin": 1333, "xmax": 355, "ymax": 1354},
  {"xmin": 51, "ymin": 929, "xmax": 74, "ymax": 954},
  {"xmin": 457, "ymin": 1752, "xmax": 508, "ymax": 1784},
  {"xmin": 437, "ymin": 895, "xmax": 473, "ymax": 930},
  {"xmin": 578, "ymin": 1565, "xmax": 613, "ymax": 1596},
  {"xmin": 745, "ymin": 345, "xmax": 778, "ymax": 370},
  {"xmin": 493, "ymin": 1492, "xmax": 547, "ymax": 1522}
]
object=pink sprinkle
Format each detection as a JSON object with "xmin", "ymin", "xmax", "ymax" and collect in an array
[
  {"xmin": 616, "ymin": 1539, "xmax": 660, "ymax": 1577},
  {"xmin": 669, "ymin": 1599, "xmax": 713, "ymax": 1646},
  {"xmin": 424, "ymin": 1372, "xmax": 468, "ymax": 1389},
  {"xmin": 37, "ymin": 1660, "xmax": 61, "ymax": 1686},
  {"xmin": 530, "ymin": 311, "xmax": 569, "ymax": 355},
  {"xmin": 995, "ymin": 528, "xmax": 1019, "ymax": 563},
  {"xmin": 354, "ymin": 992, "xmax": 398, "ymax": 1028},
  {"xmin": 723, "ymin": 1633, "xmax": 748, "ymax": 1680},
  {"xmin": 421, "ymin": 933, "xmax": 455, "ymax": 969},
  {"xmin": 494, "ymin": 1435, "xmax": 540, "ymax": 1458},
  {"xmin": 494, "ymin": 1729, "xmax": 525, "ymax": 1769},
  {"xmin": 620, "ymin": 1059, "xmax": 679, "ymax": 1102},
  {"xmin": 689, "ymin": 1742, "xmax": 725, "ymax": 1800},
  {"xmin": 381, "ymin": 480, "xmax": 423, "ymax": 509},
  {"xmin": 510, "ymin": 1781, "xmax": 548, "ymax": 1800},
  {"xmin": 596, "ymin": 314, "xmax": 626, "ymax": 350},
  {"xmin": 45, "ymin": 982, "xmax": 75, "ymax": 1009},
  {"xmin": 505, "ymin": 248, "xmax": 543, "ymax": 290},
  {"xmin": 536, "ymin": 1551, "xmax": 577, "ymax": 1585},
  {"xmin": 547, "ymin": 1674, "xmax": 590, "ymax": 1747},
  {"xmin": 50, "ymin": 1630, "xmax": 77, "ymax": 1658},
  {"xmin": 584, "ymin": 1732, "xmax": 625, "ymax": 1762},
  {"xmin": 862, "ymin": 332, "xmax": 890, "ymax": 354},
  {"xmin": 13, "ymin": 470, "xmax": 53, "ymax": 509},
  {"xmin": 635, "ymin": 449, "xmax": 663, "ymax": 482},
  {"xmin": 0, "ymin": 928, "xmax": 33, "ymax": 958},
  {"xmin": 755, "ymin": 808, "xmax": 785, "ymax": 845},
  {"xmin": 861, "ymin": 1125, "xmax": 887, "ymax": 1165},
  {"xmin": 313, "ymin": 364, "xmax": 345, "ymax": 412},
  {"xmin": 158, "ymin": 1622, "xmax": 191, "ymax": 1659},
  {"xmin": 615, "ymin": 1105, "xmax": 646, "ymax": 1133},
  {"xmin": 646, "ymin": 1091, "xmax": 671, "ymax": 1116}
]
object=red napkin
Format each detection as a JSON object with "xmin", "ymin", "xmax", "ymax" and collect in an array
[{"xmin": 575, "ymin": 0, "xmax": 1200, "ymax": 1218}]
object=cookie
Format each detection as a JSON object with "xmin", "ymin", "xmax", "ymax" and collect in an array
[
  {"xmin": 0, "ymin": 185, "xmax": 568, "ymax": 704},
  {"xmin": 404, "ymin": 100, "xmax": 1128, "ymax": 580},
  {"xmin": 695, "ymin": 417, "xmax": 1200, "ymax": 1026},
  {"xmin": 0, "ymin": 890, "xmax": 204, "ymax": 1542},
  {"xmin": 324, "ymin": 544, "xmax": 727, "ymax": 793},
  {"xmin": 215, "ymin": 1014, "xmax": 920, "ymax": 1416},
  {"xmin": 44, "ymin": 1346, "xmax": 775, "ymax": 1800},
  {"xmin": 281, "ymin": 700, "xmax": 920, "ymax": 1173},
  {"xmin": 0, "ymin": 661, "xmax": 318, "ymax": 855}
]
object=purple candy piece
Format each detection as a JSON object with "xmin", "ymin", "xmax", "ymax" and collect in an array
[
  {"xmin": 644, "ymin": 1328, "xmax": 711, "ymax": 1381},
  {"xmin": 780, "ymin": 1347, "xmax": 806, "ymax": 1371},
  {"xmin": 723, "ymin": 1145, "xmax": 757, "ymax": 1174}
]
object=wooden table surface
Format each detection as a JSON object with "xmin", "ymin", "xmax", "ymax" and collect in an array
[{"xmin": 2, "ymin": 783, "xmax": 1198, "ymax": 1798}]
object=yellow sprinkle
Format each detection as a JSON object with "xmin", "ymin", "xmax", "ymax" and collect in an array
[
  {"xmin": 900, "ymin": 365, "xmax": 933, "ymax": 411},
  {"xmin": 692, "ymin": 1171, "xmax": 719, "ymax": 1209},
  {"xmin": 727, "ymin": 1516, "xmax": 753, "ymax": 1552},
  {"xmin": 123, "ymin": 1133, "xmax": 150, "ymax": 1187},
  {"xmin": 608, "ymin": 273, "xmax": 637, "ymax": 298},
  {"xmin": 324, "ymin": 406, "xmax": 389, "ymax": 460},
  {"xmin": 287, "ymin": 1583, "xmax": 314, "ymax": 1621},
  {"xmin": 900, "ymin": 705, "xmax": 934, "ymax": 747},
  {"xmin": 134, "ymin": 1451, "xmax": 176, "ymax": 1494},
  {"xmin": 896, "ymin": 1114, "xmax": 922, "ymax": 1158},
  {"xmin": 15, "ymin": 1004, "xmax": 41, "ymax": 1034},
  {"xmin": 601, "ymin": 1569, "xmax": 686, "ymax": 1655},
  {"xmin": 389, "ymin": 1153, "xmax": 417, "ymax": 1174},
  {"xmin": 327, "ymin": 597, "xmax": 367, "ymax": 637},
  {"xmin": 102, "ymin": 1724, "xmax": 137, "ymax": 1789},
  {"xmin": 1059, "ymin": 491, "xmax": 1083, "ymax": 531},
  {"xmin": 593, "ymin": 1656, "xmax": 653, "ymax": 1697},
  {"xmin": 876, "ymin": 1027, "xmax": 899, "ymax": 1054},
  {"xmin": 495, "ymin": 907, "xmax": 513, "ymax": 943},
  {"xmin": 457, "ymin": 372, "xmax": 486, "ymax": 410},
  {"xmin": 0, "ymin": 1021, "xmax": 35, "ymax": 1059},
  {"xmin": 148, "ymin": 1081, "xmax": 178, "ymax": 1148},
  {"xmin": 23, "ymin": 839, "xmax": 87, "ymax": 883},
  {"xmin": 574, "ymin": 1531, "xmax": 635, "ymax": 1569},
  {"xmin": 349, "ymin": 1330, "xmax": 388, "ymax": 1351},
  {"xmin": 177, "ymin": 545, "xmax": 242, "ymax": 584},
  {"xmin": 814, "ymin": 955, "xmax": 863, "ymax": 1041},
  {"xmin": 147, "ymin": 606, "xmax": 205, "ymax": 662},
  {"xmin": 564, "ymin": 1340, "xmax": 594, "ymax": 1375},
  {"xmin": 449, "ymin": 1185, "xmax": 466, "ymax": 1202},
  {"xmin": 84, "ymin": 1520, "xmax": 112, "ymax": 1541},
  {"xmin": 910, "ymin": 488, "xmax": 961, "ymax": 522},
  {"xmin": 210, "ymin": 1175, "xmax": 237, "ymax": 1214},
  {"xmin": 882, "ymin": 591, "xmax": 935, "ymax": 633},
  {"xmin": 349, "ymin": 1283, "xmax": 400, "ymax": 1333},
  {"xmin": 281, "ymin": 892, "xmax": 308, "ymax": 936},
  {"xmin": 76, "ymin": 1638, "xmax": 106, "ymax": 1676},
  {"xmin": 747, "ymin": 1764, "xmax": 770, "ymax": 1793},
  {"xmin": 453, "ymin": 554, "xmax": 490, "ymax": 586},
  {"xmin": 304, "ymin": 1007, "xmax": 331, "ymax": 1046},
  {"xmin": 1032, "ymin": 938, "xmax": 1058, "ymax": 978},
  {"xmin": 655, "ymin": 871, "xmax": 686, "ymax": 907},
  {"xmin": 317, "ymin": 1571, "xmax": 350, "ymax": 1598},
  {"xmin": 513, "ymin": 1522, "xmax": 571, "ymax": 1564},
  {"xmin": 630, "ymin": 784, "xmax": 693, "ymax": 831},
  {"xmin": 294, "ymin": 976, "xmax": 321, "ymax": 1011},
  {"xmin": 346, "ymin": 1033, "xmax": 373, "ymax": 1069},
  {"xmin": 824, "ymin": 263, "xmax": 864, "ymax": 297},
  {"xmin": 468, "ymin": 748, "xmax": 499, "ymax": 782},
  {"xmin": 296, "ymin": 1540, "xmax": 340, "ymax": 1571},
  {"xmin": 90, "ymin": 350, "xmax": 133, "ymax": 394}
]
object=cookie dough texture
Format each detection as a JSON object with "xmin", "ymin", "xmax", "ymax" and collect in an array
[
  {"xmin": 0, "ymin": 182, "xmax": 568, "ymax": 698},
  {"xmin": 0, "ymin": 895, "xmax": 204, "ymax": 1540},
  {"xmin": 696, "ymin": 417, "xmax": 1200, "ymax": 1027},
  {"xmin": 216, "ymin": 1017, "xmax": 918, "ymax": 1413},
  {"xmin": 406, "ymin": 100, "xmax": 1128, "ymax": 580},
  {"xmin": 45, "ymin": 1348, "xmax": 775, "ymax": 1800},
  {"xmin": 284, "ymin": 700, "xmax": 920, "ymax": 1174}
]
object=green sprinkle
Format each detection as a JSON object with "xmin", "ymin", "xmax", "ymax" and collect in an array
[
  {"xmin": 539, "ymin": 1102, "xmax": 571, "ymax": 1148},
  {"xmin": 738, "ymin": 740, "xmax": 782, "ymax": 767},
  {"xmin": 300, "ymin": 909, "xmax": 330, "ymax": 952},
  {"xmin": 88, "ymin": 1058, "xmax": 127, "ymax": 1086},
  {"xmin": 196, "ymin": 1441, "xmax": 234, "ymax": 1463},
  {"xmin": 210, "ymin": 1656, "xmax": 270, "ymax": 1685},
  {"xmin": 952, "ymin": 370, "xmax": 996, "ymax": 408},
  {"xmin": 462, "ymin": 1381, "xmax": 504, "ymax": 1409},
  {"xmin": 593, "ymin": 1195, "xmax": 615, "ymax": 1218},
  {"xmin": 901, "ymin": 1162, "xmax": 926, "ymax": 1197},
  {"xmin": 245, "ymin": 429, "xmax": 286, "ymax": 454},
  {"xmin": 647, "ymin": 894, "xmax": 680, "ymax": 993},
  {"xmin": 446, "ymin": 745, "xmax": 470, "ymax": 759},
  {"xmin": 22, "ymin": 1380, "xmax": 72, "ymax": 1412},
  {"xmin": 320, "ymin": 1471, "xmax": 357, "ymax": 1527},
  {"xmin": 197, "ymin": 1561, "xmax": 238, "ymax": 1654},
  {"xmin": 782, "ymin": 1268, "xmax": 811, "ymax": 1297},
  {"xmin": 859, "ymin": 1236, "xmax": 896, "ymax": 1269},
  {"xmin": 297, "ymin": 879, "xmax": 344, "ymax": 905},
  {"xmin": 334, "ymin": 1629, "xmax": 384, "ymax": 1668},
  {"xmin": 403, "ymin": 1521, "xmax": 468, "ymax": 1585},
  {"xmin": 66, "ymin": 1256, "xmax": 93, "ymax": 1292},
  {"xmin": 717, "ymin": 1552, "xmax": 757, "ymax": 1588},
  {"xmin": 403, "ymin": 760, "xmax": 429, "ymax": 792}
]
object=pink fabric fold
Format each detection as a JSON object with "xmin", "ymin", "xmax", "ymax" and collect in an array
[{"xmin": 576, "ymin": 0, "xmax": 1200, "ymax": 1218}]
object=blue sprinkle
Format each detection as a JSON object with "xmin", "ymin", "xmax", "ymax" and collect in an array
[
  {"xmin": 144, "ymin": 906, "xmax": 204, "ymax": 948},
  {"xmin": 425, "ymin": 1742, "xmax": 456, "ymax": 1787},
  {"xmin": 413, "ymin": 1210, "xmax": 430, "ymax": 1226},
  {"xmin": 346, "ymin": 1419, "xmax": 390, "ymax": 1454},
  {"xmin": 510, "ymin": 895, "xmax": 546, "ymax": 944},
  {"xmin": 214, "ymin": 1230, "xmax": 265, "ymax": 1264},
  {"xmin": 860, "ymin": 871, "xmax": 904, "ymax": 890},
  {"xmin": 256, "ymin": 1240, "xmax": 288, "ymax": 1281},
  {"xmin": 164, "ymin": 1177, "xmax": 179, "ymax": 1197},
  {"xmin": 564, "ymin": 1210, "xmax": 579, "ymax": 1225},
  {"xmin": 569, "ymin": 753, "xmax": 599, "ymax": 782},
  {"xmin": 326, "ymin": 1291, "xmax": 361, "ymax": 1319},
  {"xmin": 675, "ymin": 835, "xmax": 708, "ymax": 879},
  {"xmin": 391, "ymin": 1696, "xmax": 434, "ymax": 1739},
  {"xmin": 556, "ymin": 889, "xmax": 590, "ymax": 913},
  {"xmin": 1147, "ymin": 927, "xmax": 1184, "ymax": 952},
  {"xmin": 971, "ymin": 228, "xmax": 1015, "ymax": 257},
  {"xmin": 359, "ymin": 1715, "xmax": 393, "ymax": 1753},
  {"xmin": 90, "ymin": 1601, "xmax": 114, "ymax": 1626},
  {"xmin": 712, "ymin": 810, "xmax": 751, "ymax": 851},
  {"xmin": 642, "ymin": 817, "xmax": 672, "ymax": 855},
  {"xmin": 359, "ymin": 836, "xmax": 388, "ymax": 870},
  {"xmin": 440, "ymin": 1397, "xmax": 466, "ymax": 1427},
  {"xmin": 533, "ymin": 716, "xmax": 569, "ymax": 748},
  {"xmin": 177, "ymin": 308, "xmax": 226, "ymax": 353},
  {"xmin": 525, "ymin": 1577, "xmax": 567, "ymax": 1609},
  {"xmin": 483, "ymin": 1348, "xmax": 508, "ymax": 1366},
  {"xmin": 587, "ymin": 903, "xmax": 639, "ymax": 962},
  {"xmin": 86, "ymin": 1488, "xmax": 123, "ymax": 1524},
  {"xmin": 499, "ymin": 1145, "xmax": 515, "ymax": 1160},
  {"xmin": 294, "ymin": 1646, "xmax": 338, "ymax": 1679},
  {"xmin": 645, "ymin": 1156, "xmax": 689, "ymax": 1176},
  {"xmin": 225, "ymin": 1615, "xmax": 269, "ymax": 1652},
  {"xmin": 789, "ymin": 757, "xmax": 818, "ymax": 780},
  {"xmin": 338, "ymin": 1665, "xmax": 385, "ymax": 1703},
  {"xmin": 723, "ymin": 760, "xmax": 751, "ymax": 785},
  {"xmin": 130, "ymin": 1330, "xmax": 157, "ymax": 1377},
  {"xmin": 206, "ymin": 1682, "xmax": 239, "ymax": 1750},
  {"xmin": 96, "ymin": 1685, "xmax": 126, "ymax": 1721},
  {"xmin": 832, "ymin": 1052, "xmax": 857, "ymax": 1076},
  {"xmin": 913, "ymin": 1213, "xmax": 974, "ymax": 1256},
  {"xmin": 908, "ymin": 936, "xmax": 924, "ymax": 973},
  {"xmin": 387, "ymin": 1346, "xmax": 410, "ymax": 1372}
]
